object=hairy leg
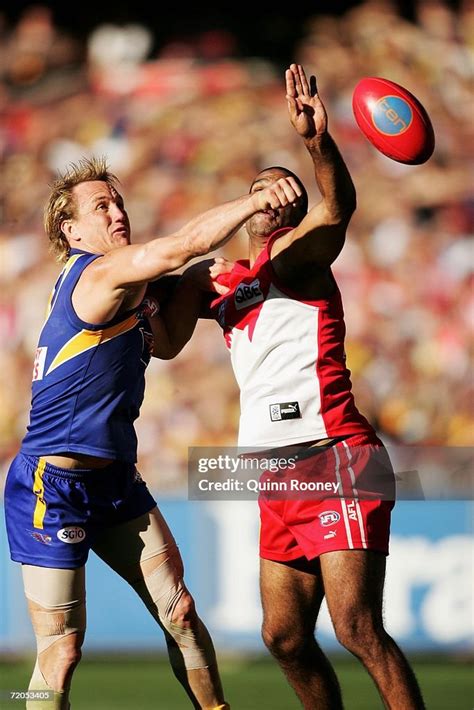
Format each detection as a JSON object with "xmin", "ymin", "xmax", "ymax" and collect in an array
[
  {"xmin": 260, "ymin": 556, "xmax": 343, "ymax": 710},
  {"xmin": 22, "ymin": 565, "xmax": 86, "ymax": 710},
  {"xmin": 321, "ymin": 550, "xmax": 425, "ymax": 710},
  {"xmin": 93, "ymin": 507, "xmax": 227, "ymax": 709}
]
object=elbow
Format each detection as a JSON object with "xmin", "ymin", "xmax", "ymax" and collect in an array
[
  {"xmin": 325, "ymin": 197, "xmax": 356, "ymax": 226},
  {"xmin": 342, "ymin": 185, "xmax": 357, "ymax": 219},
  {"xmin": 347, "ymin": 188, "xmax": 357, "ymax": 216},
  {"xmin": 337, "ymin": 189, "xmax": 357, "ymax": 224}
]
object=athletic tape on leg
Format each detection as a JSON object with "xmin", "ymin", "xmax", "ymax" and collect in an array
[
  {"xmin": 30, "ymin": 604, "xmax": 86, "ymax": 654},
  {"xmin": 136, "ymin": 558, "xmax": 216, "ymax": 670},
  {"xmin": 27, "ymin": 660, "xmax": 70, "ymax": 710}
]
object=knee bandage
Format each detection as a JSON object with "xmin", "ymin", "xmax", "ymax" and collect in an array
[
  {"xmin": 133, "ymin": 557, "xmax": 216, "ymax": 670},
  {"xmin": 29, "ymin": 603, "xmax": 86, "ymax": 654}
]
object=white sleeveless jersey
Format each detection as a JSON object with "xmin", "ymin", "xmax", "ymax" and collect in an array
[{"xmin": 211, "ymin": 229, "xmax": 374, "ymax": 447}]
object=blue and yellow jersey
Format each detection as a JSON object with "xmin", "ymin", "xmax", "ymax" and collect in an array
[{"xmin": 21, "ymin": 249, "xmax": 154, "ymax": 463}]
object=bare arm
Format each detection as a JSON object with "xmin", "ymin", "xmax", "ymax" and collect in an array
[
  {"xmin": 74, "ymin": 177, "xmax": 302, "ymax": 324},
  {"xmin": 271, "ymin": 64, "xmax": 356, "ymax": 271},
  {"xmin": 147, "ymin": 280, "xmax": 201, "ymax": 361},
  {"xmin": 148, "ymin": 259, "xmax": 231, "ymax": 359}
]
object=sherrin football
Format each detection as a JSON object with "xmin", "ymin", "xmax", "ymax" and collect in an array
[{"xmin": 352, "ymin": 77, "xmax": 435, "ymax": 165}]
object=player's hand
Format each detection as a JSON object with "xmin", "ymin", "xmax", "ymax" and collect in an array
[
  {"xmin": 183, "ymin": 258, "xmax": 234, "ymax": 295},
  {"xmin": 209, "ymin": 257, "xmax": 234, "ymax": 295},
  {"xmin": 286, "ymin": 63, "xmax": 327, "ymax": 139},
  {"xmin": 253, "ymin": 176, "xmax": 303, "ymax": 212}
]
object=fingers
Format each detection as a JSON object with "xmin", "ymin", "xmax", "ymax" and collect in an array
[
  {"xmin": 209, "ymin": 257, "xmax": 233, "ymax": 280},
  {"xmin": 211, "ymin": 262, "xmax": 233, "ymax": 295},
  {"xmin": 287, "ymin": 63, "xmax": 317, "ymax": 98},
  {"xmin": 264, "ymin": 177, "xmax": 303, "ymax": 209},
  {"xmin": 292, "ymin": 63, "xmax": 306, "ymax": 95},
  {"xmin": 285, "ymin": 68, "xmax": 296, "ymax": 98},
  {"xmin": 213, "ymin": 281, "xmax": 230, "ymax": 296}
]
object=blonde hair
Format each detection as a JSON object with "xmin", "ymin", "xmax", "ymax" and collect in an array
[{"xmin": 44, "ymin": 156, "xmax": 120, "ymax": 262}]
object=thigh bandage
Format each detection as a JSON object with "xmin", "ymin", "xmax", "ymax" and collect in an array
[{"xmin": 22, "ymin": 565, "xmax": 86, "ymax": 654}]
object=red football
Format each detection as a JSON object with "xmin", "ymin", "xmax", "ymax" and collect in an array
[{"xmin": 352, "ymin": 77, "xmax": 435, "ymax": 165}]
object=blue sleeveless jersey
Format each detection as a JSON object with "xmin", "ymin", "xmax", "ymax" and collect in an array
[{"xmin": 21, "ymin": 250, "xmax": 154, "ymax": 462}]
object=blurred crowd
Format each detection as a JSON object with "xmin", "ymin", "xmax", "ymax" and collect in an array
[{"xmin": 0, "ymin": 1, "xmax": 472, "ymax": 494}]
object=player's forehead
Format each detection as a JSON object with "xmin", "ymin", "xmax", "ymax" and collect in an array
[
  {"xmin": 250, "ymin": 168, "xmax": 291, "ymax": 191},
  {"xmin": 73, "ymin": 181, "xmax": 121, "ymax": 204}
]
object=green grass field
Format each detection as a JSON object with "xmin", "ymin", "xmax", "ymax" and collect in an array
[{"xmin": 1, "ymin": 654, "xmax": 472, "ymax": 709}]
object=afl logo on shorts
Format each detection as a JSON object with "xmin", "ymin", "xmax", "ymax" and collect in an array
[
  {"xmin": 319, "ymin": 511, "xmax": 340, "ymax": 527},
  {"xmin": 57, "ymin": 526, "xmax": 86, "ymax": 544},
  {"xmin": 372, "ymin": 96, "xmax": 412, "ymax": 135}
]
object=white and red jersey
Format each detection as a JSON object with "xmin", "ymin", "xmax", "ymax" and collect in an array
[{"xmin": 210, "ymin": 228, "xmax": 374, "ymax": 447}]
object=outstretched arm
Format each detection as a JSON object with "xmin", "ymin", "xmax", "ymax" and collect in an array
[
  {"xmin": 74, "ymin": 176, "xmax": 302, "ymax": 324},
  {"xmin": 271, "ymin": 63, "xmax": 356, "ymax": 270}
]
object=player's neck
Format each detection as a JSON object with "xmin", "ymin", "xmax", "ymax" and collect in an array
[{"xmin": 248, "ymin": 235, "xmax": 268, "ymax": 267}]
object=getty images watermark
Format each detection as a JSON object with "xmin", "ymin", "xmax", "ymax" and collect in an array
[
  {"xmin": 188, "ymin": 445, "xmax": 474, "ymax": 501},
  {"xmin": 194, "ymin": 452, "xmax": 341, "ymax": 495}
]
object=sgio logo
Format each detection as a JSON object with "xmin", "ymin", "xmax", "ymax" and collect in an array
[
  {"xmin": 372, "ymin": 95, "xmax": 412, "ymax": 135},
  {"xmin": 234, "ymin": 279, "xmax": 264, "ymax": 310},
  {"xmin": 57, "ymin": 526, "xmax": 86, "ymax": 544}
]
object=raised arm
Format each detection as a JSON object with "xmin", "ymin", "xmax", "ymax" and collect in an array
[
  {"xmin": 271, "ymin": 63, "xmax": 356, "ymax": 270},
  {"xmin": 74, "ymin": 176, "xmax": 302, "ymax": 323}
]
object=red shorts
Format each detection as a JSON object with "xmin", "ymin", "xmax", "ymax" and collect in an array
[{"xmin": 258, "ymin": 433, "xmax": 395, "ymax": 562}]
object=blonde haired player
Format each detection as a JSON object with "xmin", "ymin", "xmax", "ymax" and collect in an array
[{"xmin": 4, "ymin": 156, "xmax": 302, "ymax": 709}]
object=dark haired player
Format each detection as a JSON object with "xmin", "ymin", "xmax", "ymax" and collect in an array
[{"xmin": 161, "ymin": 63, "xmax": 426, "ymax": 710}]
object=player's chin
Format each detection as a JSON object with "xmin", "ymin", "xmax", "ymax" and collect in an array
[
  {"xmin": 252, "ymin": 214, "xmax": 280, "ymax": 234},
  {"xmin": 113, "ymin": 233, "xmax": 131, "ymax": 246}
]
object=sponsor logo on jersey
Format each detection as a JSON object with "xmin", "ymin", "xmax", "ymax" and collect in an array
[
  {"xmin": 269, "ymin": 401, "xmax": 301, "ymax": 422},
  {"xmin": 324, "ymin": 530, "xmax": 337, "ymax": 540},
  {"xmin": 319, "ymin": 510, "xmax": 341, "ymax": 527},
  {"xmin": 28, "ymin": 530, "xmax": 52, "ymax": 545},
  {"xmin": 57, "ymin": 526, "xmax": 86, "ymax": 544},
  {"xmin": 32, "ymin": 346, "xmax": 48, "ymax": 381},
  {"xmin": 372, "ymin": 95, "xmax": 412, "ymax": 135},
  {"xmin": 234, "ymin": 279, "xmax": 264, "ymax": 310},
  {"xmin": 140, "ymin": 297, "xmax": 160, "ymax": 318}
]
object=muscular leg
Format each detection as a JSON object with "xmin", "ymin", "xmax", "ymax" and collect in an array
[
  {"xmin": 260, "ymin": 556, "xmax": 343, "ymax": 710},
  {"xmin": 22, "ymin": 565, "xmax": 86, "ymax": 710},
  {"xmin": 321, "ymin": 550, "xmax": 425, "ymax": 710},
  {"xmin": 92, "ymin": 506, "xmax": 227, "ymax": 710}
]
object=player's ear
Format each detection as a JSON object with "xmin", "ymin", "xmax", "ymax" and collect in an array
[
  {"xmin": 61, "ymin": 219, "xmax": 71, "ymax": 236},
  {"xmin": 61, "ymin": 219, "xmax": 79, "ymax": 243}
]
